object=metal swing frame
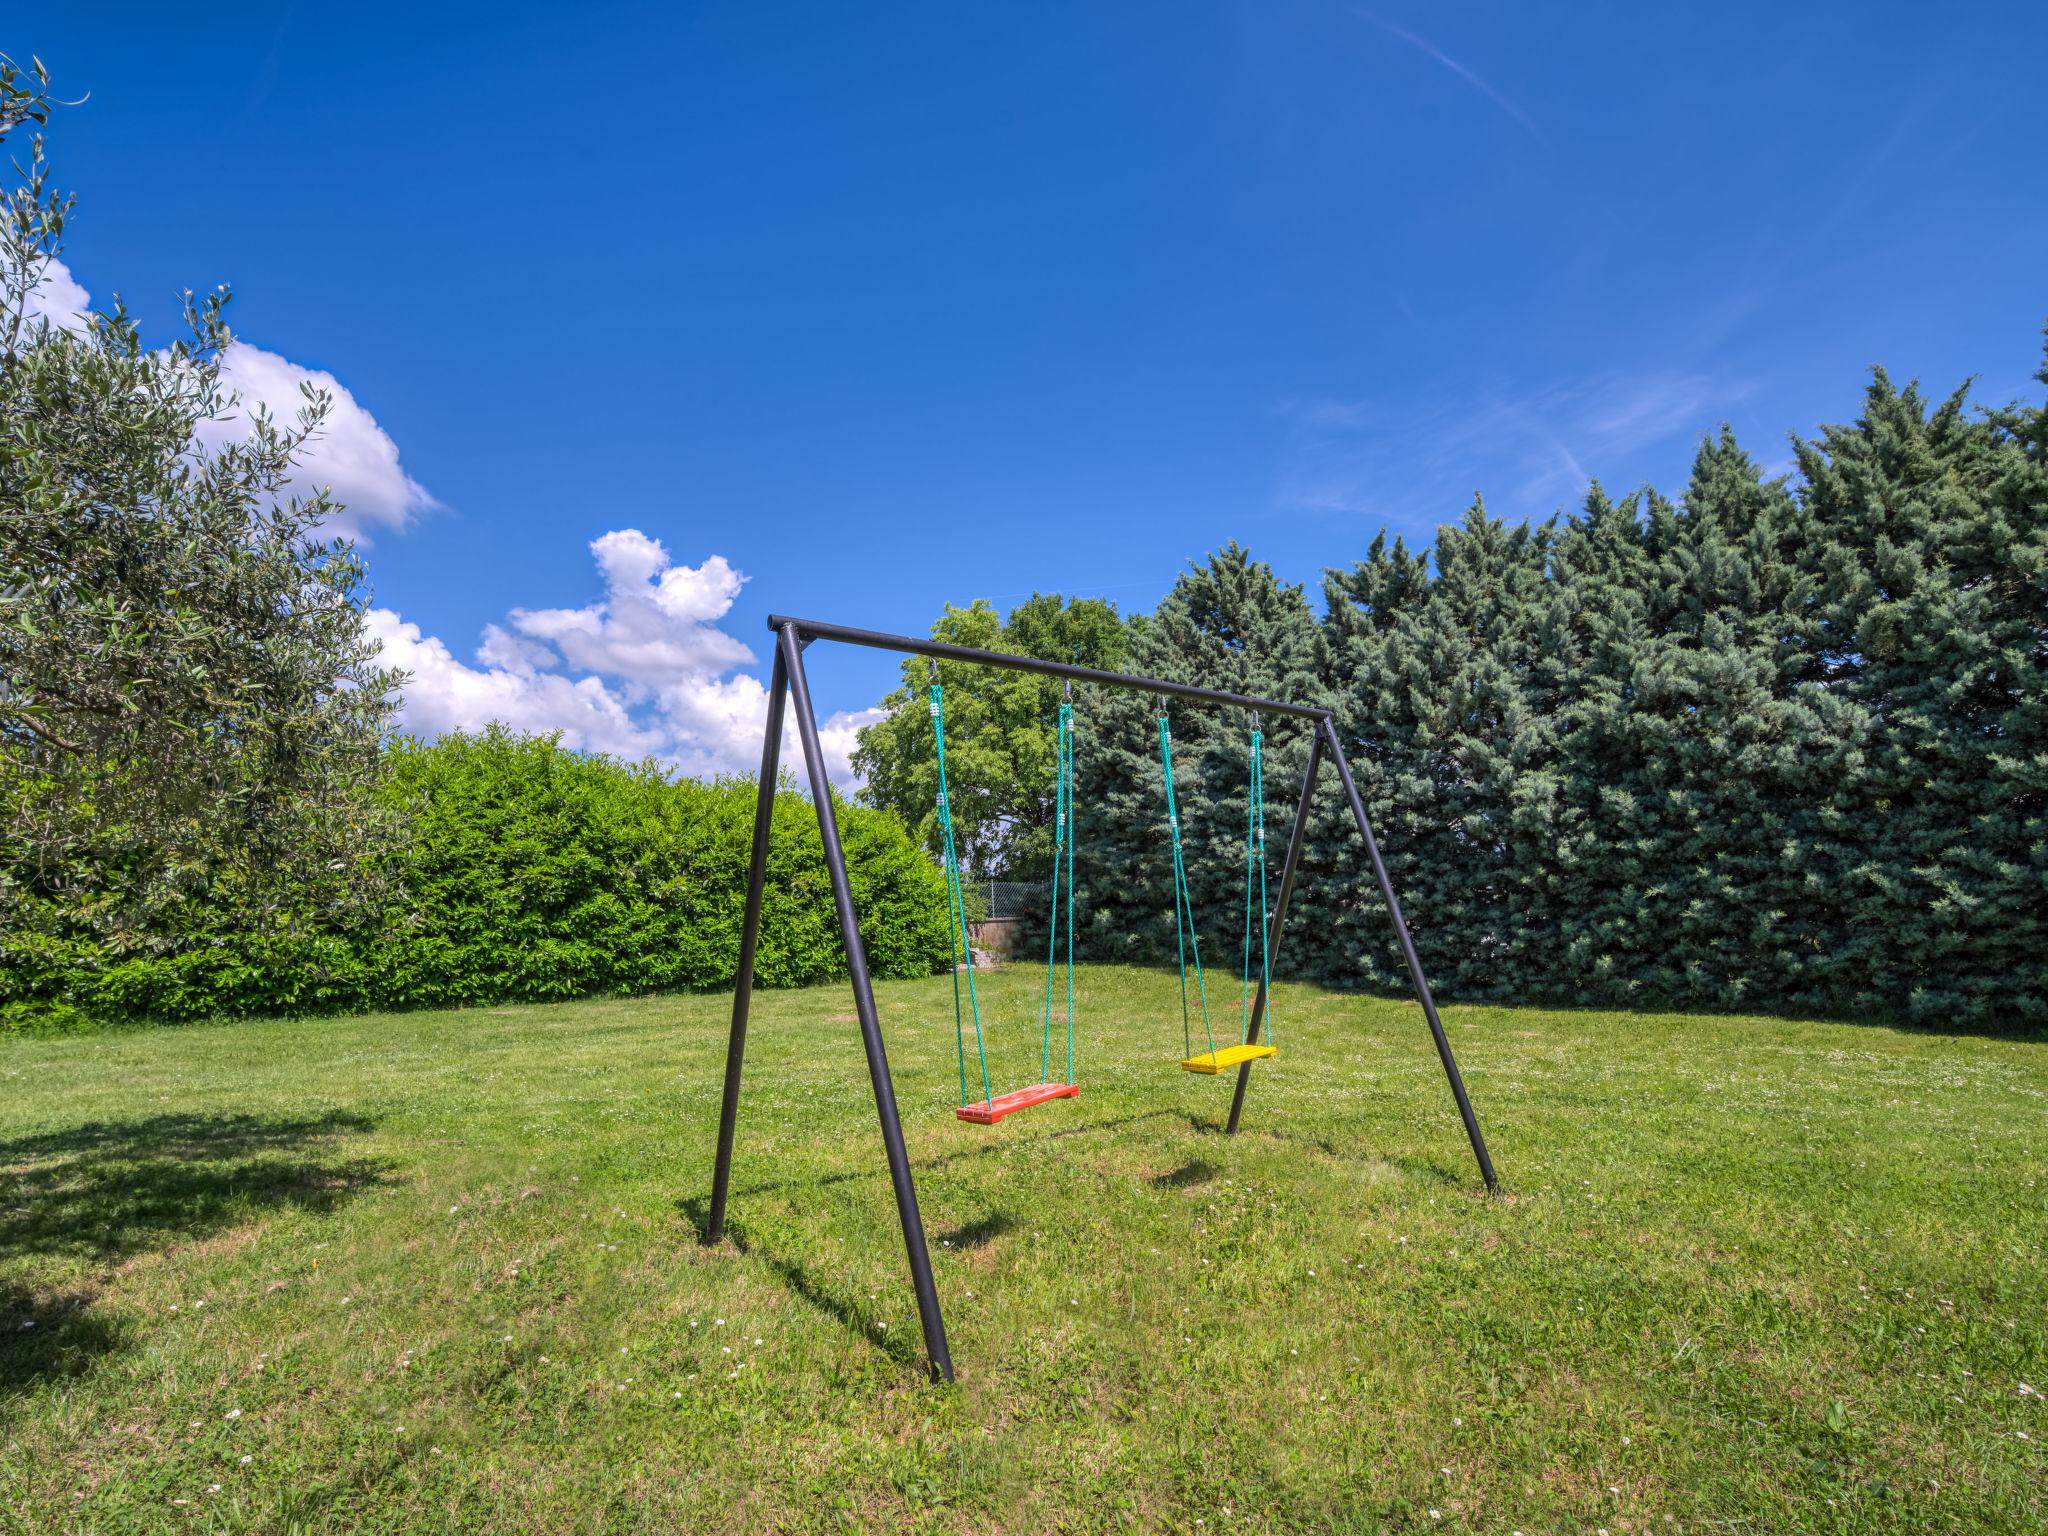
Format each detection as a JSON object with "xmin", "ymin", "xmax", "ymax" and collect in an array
[{"xmin": 703, "ymin": 613, "xmax": 1499, "ymax": 1383}]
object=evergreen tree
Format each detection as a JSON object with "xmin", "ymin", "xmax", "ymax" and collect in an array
[
  {"xmin": 1321, "ymin": 502, "xmax": 1564, "ymax": 997},
  {"xmin": 1073, "ymin": 545, "xmax": 1324, "ymax": 1025},
  {"xmin": 854, "ymin": 334, "xmax": 2048, "ymax": 1032},
  {"xmin": 1792, "ymin": 360, "xmax": 2048, "ymax": 1022},
  {"xmin": 1548, "ymin": 451, "xmax": 1859, "ymax": 1011}
]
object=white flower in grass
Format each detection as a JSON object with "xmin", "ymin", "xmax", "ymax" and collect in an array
[
  {"xmin": 1428, "ymin": 1511, "xmax": 1441, "ymax": 1521},
  {"xmin": 224, "ymin": 1409, "xmax": 241, "ymax": 1421},
  {"xmin": 238, "ymin": 1455, "xmax": 251, "ymax": 1466}
]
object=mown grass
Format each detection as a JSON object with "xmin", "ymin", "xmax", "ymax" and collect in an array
[{"xmin": 0, "ymin": 965, "xmax": 2041, "ymax": 1533}]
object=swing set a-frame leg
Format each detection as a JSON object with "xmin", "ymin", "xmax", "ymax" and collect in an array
[
  {"xmin": 703, "ymin": 644, "xmax": 786, "ymax": 1249},
  {"xmin": 1226, "ymin": 725, "xmax": 1322, "ymax": 1134},
  {"xmin": 1318, "ymin": 715, "xmax": 1500, "ymax": 1194},
  {"xmin": 1225, "ymin": 719, "xmax": 1499, "ymax": 1196},
  {"xmin": 704, "ymin": 621, "xmax": 955, "ymax": 1383}
]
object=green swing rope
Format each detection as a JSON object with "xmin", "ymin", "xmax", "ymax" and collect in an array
[
  {"xmin": 930, "ymin": 681, "xmax": 993, "ymax": 1110},
  {"xmin": 1241, "ymin": 722, "xmax": 1273, "ymax": 1048},
  {"xmin": 1157, "ymin": 708, "xmax": 1216, "ymax": 1062},
  {"xmin": 1041, "ymin": 696, "xmax": 1076, "ymax": 1085}
]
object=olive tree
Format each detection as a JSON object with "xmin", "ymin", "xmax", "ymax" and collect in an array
[{"xmin": 0, "ymin": 57, "xmax": 402, "ymax": 954}]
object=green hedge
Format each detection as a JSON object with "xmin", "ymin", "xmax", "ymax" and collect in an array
[{"xmin": 1, "ymin": 729, "xmax": 952, "ymax": 1028}]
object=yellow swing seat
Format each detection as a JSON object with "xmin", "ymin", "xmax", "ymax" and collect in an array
[{"xmin": 1179, "ymin": 1042, "xmax": 1277, "ymax": 1074}]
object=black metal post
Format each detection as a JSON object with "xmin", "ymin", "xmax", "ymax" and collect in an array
[
  {"xmin": 1226, "ymin": 725, "xmax": 1324, "ymax": 1135},
  {"xmin": 704, "ymin": 646, "xmax": 788, "ymax": 1246},
  {"xmin": 1319, "ymin": 717, "xmax": 1501, "ymax": 1194},
  {"xmin": 778, "ymin": 623, "xmax": 956, "ymax": 1381},
  {"xmin": 768, "ymin": 614, "xmax": 1328, "ymax": 720}
]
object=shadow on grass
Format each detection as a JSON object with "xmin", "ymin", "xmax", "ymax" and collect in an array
[
  {"xmin": 678, "ymin": 1196, "xmax": 922, "ymax": 1369},
  {"xmin": 1176, "ymin": 1110, "xmax": 1490, "ymax": 1191},
  {"xmin": 1147, "ymin": 1159, "xmax": 1219, "ymax": 1189},
  {"xmin": 1178, "ymin": 1109, "xmax": 1341, "ymax": 1156},
  {"xmin": 0, "ymin": 1109, "xmax": 392, "ymax": 1396},
  {"xmin": 703, "ymin": 1109, "xmax": 1183, "ymax": 1209},
  {"xmin": 680, "ymin": 1113, "xmax": 1183, "ymax": 1371},
  {"xmin": 934, "ymin": 1210, "xmax": 1015, "ymax": 1249}
]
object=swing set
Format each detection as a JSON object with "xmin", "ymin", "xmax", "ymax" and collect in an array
[
  {"xmin": 704, "ymin": 614, "xmax": 1498, "ymax": 1383},
  {"xmin": 927, "ymin": 672, "xmax": 1278, "ymax": 1122}
]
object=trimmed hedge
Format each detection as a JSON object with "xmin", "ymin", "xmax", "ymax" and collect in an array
[{"xmin": 1, "ymin": 728, "xmax": 951, "ymax": 1028}]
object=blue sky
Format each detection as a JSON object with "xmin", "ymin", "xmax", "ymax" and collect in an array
[{"xmin": 23, "ymin": 2, "xmax": 2047, "ymax": 777}]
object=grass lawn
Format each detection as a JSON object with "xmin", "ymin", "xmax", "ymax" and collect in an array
[{"xmin": 1, "ymin": 965, "xmax": 2042, "ymax": 1534}]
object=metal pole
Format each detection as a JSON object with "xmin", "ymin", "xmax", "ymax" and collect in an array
[
  {"xmin": 1319, "ymin": 717, "xmax": 1500, "ymax": 1194},
  {"xmin": 767, "ymin": 614, "xmax": 1329, "ymax": 721},
  {"xmin": 778, "ymin": 623, "xmax": 956, "ymax": 1381},
  {"xmin": 704, "ymin": 646, "xmax": 788, "ymax": 1246},
  {"xmin": 1226, "ymin": 725, "xmax": 1324, "ymax": 1135}
]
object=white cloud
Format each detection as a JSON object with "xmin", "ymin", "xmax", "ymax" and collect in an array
[
  {"xmin": 509, "ymin": 530, "xmax": 752, "ymax": 694},
  {"xmin": 19, "ymin": 256, "xmax": 433, "ymax": 541},
  {"xmin": 367, "ymin": 609, "xmax": 663, "ymax": 760},
  {"xmin": 200, "ymin": 342, "xmax": 438, "ymax": 541},
  {"xmin": 373, "ymin": 530, "xmax": 874, "ymax": 788},
  {"xmin": 20, "ymin": 252, "xmax": 91, "ymax": 330}
]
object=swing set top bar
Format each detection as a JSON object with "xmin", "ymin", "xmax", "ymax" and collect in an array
[{"xmin": 766, "ymin": 614, "xmax": 1333, "ymax": 722}]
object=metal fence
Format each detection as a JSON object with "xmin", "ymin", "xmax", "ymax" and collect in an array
[{"xmin": 984, "ymin": 880, "xmax": 1047, "ymax": 920}]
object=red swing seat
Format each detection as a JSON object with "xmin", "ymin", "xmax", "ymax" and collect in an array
[{"xmin": 955, "ymin": 1081, "xmax": 1080, "ymax": 1125}]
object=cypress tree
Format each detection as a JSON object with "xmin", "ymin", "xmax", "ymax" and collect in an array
[
  {"xmin": 1793, "ymin": 358, "xmax": 2048, "ymax": 1023},
  {"xmin": 1321, "ymin": 501, "xmax": 1563, "ymax": 997},
  {"xmin": 1073, "ymin": 545, "xmax": 1324, "ymax": 1025},
  {"xmin": 1549, "ymin": 448, "xmax": 1861, "ymax": 1011}
]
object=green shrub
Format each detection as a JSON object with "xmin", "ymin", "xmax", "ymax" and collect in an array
[{"xmin": 0, "ymin": 729, "xmax": 951, "ymax": 1028}]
